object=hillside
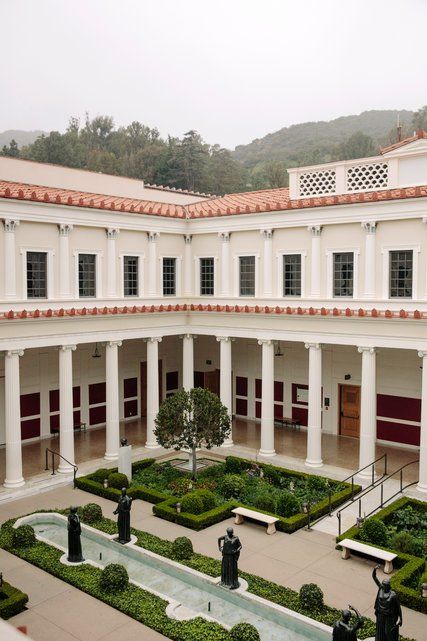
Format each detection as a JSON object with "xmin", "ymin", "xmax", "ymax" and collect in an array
[
  {"xmin": 233, "ymin": 109, "xmax": 415, "ymax": 169},
  {"xmin": 0, "ymin": 129, "xmax": 45, "ymax": 148}
]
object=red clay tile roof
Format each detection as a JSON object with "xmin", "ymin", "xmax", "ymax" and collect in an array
[
  {"xmin": 2, "ymin": 179, "xmax": 427, "ymax": 219},
  {"xmin": 380, "ymin": 129, "xmax": 427, "ymax": 154}
]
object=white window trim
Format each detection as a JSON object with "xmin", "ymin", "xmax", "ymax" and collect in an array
[
  {"xmin": 73, "ymin": 250, "xmax": 103, "ymax": 299},
  {"xmin": 159, "ymin": 255, "xmax": 182, "ymax": 297},
  {"xmin": 276, "ymin": 250, "xmax": 307, "ymax": 298},
  {"xmin": 326, "ymin": 248, "xmax": 360, "ymax": 299},
  {"xmin": 233, "ymin": 252, "xmax": 260, "ymax": 298},
  {"xmin": 381, "ymin": 244, "xmax": 420, "ymax": 300},
  {"xmin": 194, "ymin": 255, "xmax": 218, "ymax": 297},
  {"xmin": 119, "ymin": 252, "xmax": 145, "ymax": 298},
  {"xmin": 20, "ymin": 247, "xmax": 55, "ymax": 301}
]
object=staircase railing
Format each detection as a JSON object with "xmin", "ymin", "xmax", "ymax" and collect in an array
[
  {"xmin": 337, "ymin": 459, "xmax": 419, "ymax": 536},
  {"xmin": 45, "ymin": 448, "xmax": 78, "ymax": 488}
]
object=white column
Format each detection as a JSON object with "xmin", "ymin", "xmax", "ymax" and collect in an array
[
  {"xmin": 58, "ymin": 224, "xmax": 72, "ymax": 299},
  {"xmin": 182, "ymin": 334, "xmax": 194, "ymax": 391},
  {"xmin": 58, "ymin": 345, "xmax": 76, "ymax": 473},
  {"xmin": 308, "ymin": 225, "xmax": 322, "ymax": 298},
  {"xmin": 260, "ymin": 229, "xmax": 273, "ymax": 297},
  {"xmin": 146, "ymin": 337, "xmax": 162, "ymax": 448},
  {"xmin": 184, "ymin": 235, "xmax": 192, "ymax": 296},
  {"xmin": 217, "ymin": 336, "xmax": 233, "ymax": 447},
  {"xmin": 417, "ymin": 351, "xmax": 427, "ymax": 492},
  {"xmin": 219, "ymin": 232, "xmax": 231, "ymax": 297},
  {"xmin": 362, "ymin": 222, "xmax": 376, "ymax": 299},
  {"xmin": 258, "ymin": 339, "xmax": 276, "ymax": 456},
  {"xmin": 358, "ymin": 347, "xmax": 377, "ymax": 479},
  {"xmin": 4, "ymin": 350, "xmax": 24, "ymax": 488},
  {"xmin": 106, "ymin": 228, "xmax": 119, "ymax": 298},
  {"xmin": 3, "ymin": 219, "xmax": 19, "ymax": 299},
  {"xmin": 305, "ymin": 343, "xmax": 323, "ymax": 467},
  {"xmin": 104, "ymin": 340, "xmax": 122, "ymax": 461},
  {"xmin": 148, "ymin": 232, "xmax": 159, "ymax": 296}
]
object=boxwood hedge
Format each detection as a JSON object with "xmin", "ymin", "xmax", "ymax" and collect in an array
[{"xmin": 0, "ymin": 581, "xmax": 28, "ymax": 619}]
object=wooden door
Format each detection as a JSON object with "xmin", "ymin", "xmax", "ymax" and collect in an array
[
  {"xmin": 204, "ymin": 369, "xmax": 220, "ymax": 396},
  {"xmin": 339, "ymin": 384, "xmax": 360, "ymax": 437},
  {"xmin": 140, "ymin": 360, "xmax": 163, "ymax": 418}
]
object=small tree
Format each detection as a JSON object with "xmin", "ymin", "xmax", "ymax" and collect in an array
[{"xmin": 154, "ymin": 387, "xmax": 231, "ymax": 478}]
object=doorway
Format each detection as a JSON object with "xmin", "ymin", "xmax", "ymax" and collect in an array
[
  {"xmin": 140, "ymin": 360, "xmax": 163, "ymax": 417},
  {"xmin": 339, "ymin": 384, "xmax": 360, "ymax": 437}
]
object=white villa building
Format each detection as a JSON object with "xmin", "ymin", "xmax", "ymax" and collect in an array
[{"xmin": 1, "ymin": 132, "xmax": 427, "ymax": 494}]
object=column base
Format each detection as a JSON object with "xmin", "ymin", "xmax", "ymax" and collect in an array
[
  {"xmin": 104, "ymin": 452, "xmax": 119, "ymax": 461},
  {"xmin": 258, "ymin": 449, "xmax": 276, "ymax": 457},
  {"xmin": 305, "ymin": 459, "xmax": 323, "ymax": 468},
  {"xmin": 416, "ymin": 481, "xmax": 427, "ymax": 493},
  {"xmin": 356, "ymin": 470, "xmax": 377, "ymax": 483},
  {"xmin": 221, "ymin": 440, "xmax": 234, "ymax": 448},
  {"xmin": 145, "ymin": 442, "xmax": 161, "ymax": 449},
  {"xmin": 4, "ymin": 477, "xmax": 25, "ymax": 489},
  {"xmin": 57, "ymin": 464, "xmax": 75, "ymax": 474}
]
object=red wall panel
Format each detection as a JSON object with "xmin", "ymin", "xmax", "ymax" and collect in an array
[
  {"xmin": 236, "ymin": 376, "xmax": 248, "ymax": 397},
  {"xmin": 274, "ymin": 381, "xmax": 284, "ymax": 402},
  {"xmin": 235, "ymin": 398, "xmax": 247, "ymax": 416},
  {"xmin": 274, "ymin": 403, "xmax": 284, "ymax": 419},
  {"xmin": 194, "ymin": 371, "xmax": 205, "ymax": 388},
  {"xmin": 377, "ymin": 420, "xmax": 420, "ymax": 446},
  {"xmin": 292, "ymin": 406, "xmax": 308, "ymax": 426},
  {"xmin": 123, "ymin": 377, "xmax": 138, "ymax": 398},
  {"xmin": 124, "ymin": 399, "xmax": 138, "ymax": 418},
  {"xmin": 292, "ymin": 383, "xmax": 308, "ymax": 406},
  {"xmin": 377, "ymin": 394, "xmax": 421, "ymax": 423},
  {"xmin": 73, "ymin": 386, "xmax": 81, "ymax": 408},
  {"xmin": 166, "ymin": 371, "xmax": 179, "ymax": 391},
  {"xmin": 49, "ymin": 389, "xmax": 59, "ymax": 412},
  {"xmin": 255, "ymin": 378, "xmax": 262, "ymax": 399},
  {"xmin": 21, "ymin": 418, "xmax": 40, "ymax": 440},
  {"xmin": 89, "ymin": 405, "xmax": 106, "ymax": 425},
  {"xmin": 255, "ymin": 400, "xmax": 261, "ymax": 419},
  {"xmin": 89, "ymin": 382, "xmax": 106, "ymax": 405},
  {"xmin": 20, "ymin": 393, "xmax": 40, "ymax": 418},
  {"xmin": 73, "ymin": 410, "xmax": 81, "ymax": 425},
  {"xmin": 50, "ymin": 414, "xmax": 59, "ymax": 431}
]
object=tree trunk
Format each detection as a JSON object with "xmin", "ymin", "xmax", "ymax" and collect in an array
[{"xmin": 191, "ymin": 445, "xmax": 197, "ymax": 480}]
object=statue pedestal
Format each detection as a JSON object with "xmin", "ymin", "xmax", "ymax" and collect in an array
[{"xmin": 118, "ymin": 444, "xmax": 132, "ymax": 482}]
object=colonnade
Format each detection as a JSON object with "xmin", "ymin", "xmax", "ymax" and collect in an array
[{"xmin": 2, "ymin": 336, "xmax": 427, "ymax": 493}]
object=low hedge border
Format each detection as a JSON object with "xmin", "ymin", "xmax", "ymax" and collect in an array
[
  {"xmin": 0, "ymin": 580, "xmax": 28, "ymax": 619},
  {"xmin": 153, "ymin": 498, "xmax": 238, "ymax": 530},
  {"xmin": 0, "ymin": 512, "xmax": 388, "ymax": 641},
  {"xmin": 336, "ymin": 497, "xmax": 427, "ymax": 614}
]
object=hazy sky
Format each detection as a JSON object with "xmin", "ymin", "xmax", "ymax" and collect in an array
[{"xmin": 1, "ymin": 0, "xmax": 426, "ymax": 149}]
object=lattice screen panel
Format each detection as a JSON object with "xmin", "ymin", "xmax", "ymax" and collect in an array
[
  {"xmin": 346, "ymin": 162, "xmax": 388, "ymax": 192},
  {"xmin": 299, "ymin": 170, "xmax": 336, "ymax": 196}
]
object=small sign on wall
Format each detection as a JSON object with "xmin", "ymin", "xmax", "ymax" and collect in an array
[{"xmin": 296, "ymin": 386, "xmax": 309, "ymax": 404}]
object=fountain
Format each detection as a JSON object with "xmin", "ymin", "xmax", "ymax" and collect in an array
[{"xmin": 15, "ymin": 513, "xmax": 332, "ymax": 641}]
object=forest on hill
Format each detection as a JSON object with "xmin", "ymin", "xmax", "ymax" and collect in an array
[{"xmin": 2, "ymin": 107, "xmax": 427, "ymax": 195}]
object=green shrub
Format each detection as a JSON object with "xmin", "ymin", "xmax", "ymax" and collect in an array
[
  {"xmin": 172, "ymin": 536, "xmax": 193, "ymax": 560},
  {"xmin": 254, "ymin": 492, "xmax": 276, "ymax": 513},
  {"xmin": 0, "ymin": 581, "xmax": 29, "ymax": 619},
  {"xmin": 306, "ymin": 475, "xmax": 328, "ymax": 492},
  {"xmin": 230, "ymin": 622, "xmax": 261, "ymax": 641},
  {"xmin": 107, "ymin": 472, "xmax": 129, "ymax": 490},
  {"xmin": 99, "ymin": 563, "xmax": 129, "ymax": 592},
  {"xmin": 277, "ymin": 491, "xmax": 301, "ymax": 518},
  {"xmin": 181, "ymin": 492, "xmax": 204, "ymax": 515},
  {"xmin": 359, "ymin": 518, "xmax": 388, "ymax": 546},
  {"xmin": 219, "ymin": 474, "xmax": 246, "ymax": 499},
  {"xmin": 90, "ymin": 468, "xmax": 110, "ymax": 483},
  {"xmin": 169, "ymin": 476, "xmax": 194, "ymax": 496},
  {"xmin": 391, "ymin": 531, "xmax": 424, "ymax": 557},
  {"xmin": 196, "ymin": 489, "xmax": 216, "ymax": 511},
  {"xmin": 260, "ymin": 464, "xmax": 281, "ymax": 485},
  {"xmin": 299, "ymin": 583, "xmax": 324, "ymax": 611},
  {"xmin": 82, "ymin": 503, "xmax": 103, "ymax": 524},
  {"xmin": 12, "ymin": 525, "xmax": 36, "ymax": 549},
  {"xmin": 225, "ymin": 456, "xmax": 244, "ymax": 474}
]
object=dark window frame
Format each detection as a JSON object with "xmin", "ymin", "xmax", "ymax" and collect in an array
[
  {"xmin": 283, "ymin": 254, "xmax": 302, "ymax": 296},
  {"xmin": 200, "ymin": 257, "xmax": 215, "ymax": 296},
  {"xmin": 389, "ymin": 250, "xmax": 413, "ymax": 298},
  {"xmin": 78, "ymin": 253, "xmax": 97, "ymax": 298},
  {"xmin": 239, "ymin": 255, "xmax": 256, "ymax": 296},
  {"xmin": 27, "ymin": 251, "xmax": 48, "ymax": 299},
  {"xmin": 333, "ymin": 251, "xmax": 354, "ymax": 297},
  {"xmin": 123, "ymin": 255, "xmax": 139, "ymax": 297},
  {"xmin": 163, "ymin": 257, "xmax": 176, "ymax": 296}
]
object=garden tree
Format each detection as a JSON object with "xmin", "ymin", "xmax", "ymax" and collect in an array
[
  {"xmin": 154, "ymin": 387, "xmax": 231, "ymax": 479},
  {"xmin": 337, "ymin": 131, "xmax": 377, "ymax": 160},
  {"xmin": 412, "ymin": 105, "xmax": 427, "ymax": 131},
  {"xmin": 264, "ymin": 160, "xmax": 287, "ymax": 188},
  {"xmin": 1, "ymin": 139, "xmax": 19, "ymax": 157}
]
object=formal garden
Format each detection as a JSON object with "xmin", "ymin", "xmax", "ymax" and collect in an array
[
  {"xmin": 0, "ymin": 578, "xmax": 28, "ymax": 620},
  {"xmin": 337, "ymin": 497, "xmax": 427, "ymax": 613}
]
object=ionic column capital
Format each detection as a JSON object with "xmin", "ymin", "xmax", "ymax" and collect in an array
[
  {"xmin": 357, "ymin": 346, "xmax": 377, "ymax": 355},
  {"xmin": 58, "ymin": 223, "xmax": 73, "ymax": 236},
  {"xmin": 308, "ymin": 225, "xmax": 322, "ymax": 237},
  {"xmin": 181, "ymin": 333, "xmax": 196, "ymax": 340},
  {"xmin": 144, "ymin": 336, "xmax": 162, "ymax": 344},
  {"xmin": 260, "ymin": 229, "xmax": 273, "ymax": 240},
  {"xmin": 218, "ymin": 231, "xmax": 230, "ymax": 242},
  {"xmin": 6, "ymin": 349, "xmax": 24, "ymax": 358},
  {"xmin": 418, "ymin": 350, "xmax": 427, "ymax": 358},
  {"xmin": 362, "ymin": 221, "xmax": 376, "ymax": 234},
  {"xmin": 216, "ymin": 336, "xmax": 235, "ymax": 343},
  {"xmin": 258, "ymin": 338, "xmax": 274, "ymax": 347},
  {"xmin": 184, "ymin": 234, "xmax": 192, "ymax": 245},
  {"xmin": 107, "ymin": 340, "xmax": 122, "ymax": 348},
  {"xmin": 305, "ymin": 342, "xmax": 322, "ymax": 350},
  {"xmin": 3, "ymin": 219, "xmax": 19, "ymax": 233},
  {"xmin": 106, "ymin": 228, "xmax": 119, "ymax": 240},
  {"xmin": 148, "ymin": 231, "xmax": 160, "ymax": 242},
  {"xmin": 60, "ymin": 344, "xmax": 77, "ymax": 352}
]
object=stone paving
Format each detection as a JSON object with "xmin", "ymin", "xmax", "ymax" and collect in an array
[{"xmin": 1, "ymin": 485, "xmax": 426, "ymax": 641}]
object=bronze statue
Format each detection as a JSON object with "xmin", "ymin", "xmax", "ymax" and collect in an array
[
  {"xmin": 67, "ymin": 506, "xmax": 84, "ymax": 563},
  {"xmin": 332, "ymin": 605, "xmax": 363, "ymax": 641},
  {"xmin": 372, "ymin": 566, "xmax": 402, "ymax": 641},
  {"xmin": 218, "ymin": 526, "xmax": 242, "ymax": 589},
  {"xmin": 113, "ymin": 487, "xmax": 133, "ymax": 544}
]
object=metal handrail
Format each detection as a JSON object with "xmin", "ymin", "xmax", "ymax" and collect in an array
[
  {"xmin": 45, "ymin": 448, "xmax": 78, "ymax": 488},
  {"xmin": 337, "ymin": 459, "xmax": 419, "ymax": 536}
]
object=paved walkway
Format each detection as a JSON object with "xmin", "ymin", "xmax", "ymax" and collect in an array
[{"xmin": 1, "ymin": 486, "xmax": 426, "ymax": 641}]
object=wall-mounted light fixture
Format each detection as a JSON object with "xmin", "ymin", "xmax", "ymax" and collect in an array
[{"xmin": 92, "ymin": 343, "xmax": 101, "ymax": 359}]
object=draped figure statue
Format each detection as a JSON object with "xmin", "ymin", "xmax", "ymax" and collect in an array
[
  {"xmin": 113, "ymin": 487, "xmax": 133, "ymax": 544},
  {"xmin": 372, "ymin": 566, "xmax": 402, "ymax": 641},
  {"xmin": 67, "ymin": 506, "xmax": 84, "ymax": 563},
  {"xmin": 218, "ymin": 527, "xmax": 242, "ymax": 589},
  {"xmin": 332, "ymin": 605, "xmax": 363, "ymax": 641}
]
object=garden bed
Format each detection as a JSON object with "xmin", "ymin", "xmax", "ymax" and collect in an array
[
  {"xmin": 0, "ymin": 580, "xmax": 28, "ymax": 619},
  {"xmin": 76, "ymin": 455, "xmax": 360, "ymax": 533},
  {"xmin": 336, "ymin": 497, "xmax": 427, "ymax": 613}
]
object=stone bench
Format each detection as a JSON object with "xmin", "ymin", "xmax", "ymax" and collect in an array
[
  {"xmin": 232, "ymin": 507, "xmax": 279, "ymax": 535},
  {"xmin": 339, "ymin": 538, "xmax": 397, "ymax": 574}
]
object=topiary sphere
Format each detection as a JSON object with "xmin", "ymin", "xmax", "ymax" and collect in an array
[
  {"xmin": 195, "ymin": 489, "xmax": 216, "ymax": 511},
  {"xmin": 180, "ymin": 492, "xmax": 204, "ymax": 515},
  {"xmin": 254, "ymin": 493, "xmax": 276, "ymax": 513},
  {"xmin": 90, "ymin": 468, "xmax": 110, "ymax": 483},
  {"xmin": 172, "ymin": 536, "xmax": 194, "ymax": 560},
  {"xmin": 82, "ymin": 503, "xmax": 103, "ymax": 523},
  {"xmin": 219, "ymin": 474, "xmax": 246, "ymax": 500},
  {"xmin": 230, "ymin": 622, "xmax": 261, "ymax": 641},
  {"xmin": 12, "ymin": 524, "xmax": 36, "ymax": 548},
  {"xmin": 107, "ymin": 472, "xmax": 129, "ymax": 490},
  {"xmin": 99, "ymin": 563, "xmax": 129, "ymax": 592},
  {"xmin": 359, "ymin": 518, "xmax": 388, "ymax": 546},
  {"xmin": 299, "ymin": 583, "xmax": 324, "ymax": 611}
]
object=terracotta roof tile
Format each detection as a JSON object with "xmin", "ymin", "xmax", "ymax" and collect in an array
[{"xmin": 380, "ymin": 129, "xmax": 427, "ymax": 154}]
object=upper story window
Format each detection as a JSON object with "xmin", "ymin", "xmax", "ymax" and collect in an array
[
  {"xmin": 389, "ymin": 250, "xmax": 413, "ymax": 298},
  {"xmin": 239, "ymin": 256, "xmax": 255, "ymax": 296},
  {"xmin": 200, "ymin": 257, "xmax": 214, "ymax": 296},
  {"xmin": 78, "ymin": 253, "xmax": 96, "ymax": 298},
  {"xmin": 283, "ymin": 254, "xmax": 301, "ymax": 296},
  {"xmin": 163, "ymin": 257, "xmax": 176, "ymax": 296},
  {"xmin": 333, "ymin": 252, "xmax": 354, "ymax": 297},
  {"xmin": 124, "ymin": 256, "xmax": 139, "ymax": 297},
  {"xmin": 27, "ymin": 251, "xmax": 47, "ymax": 298}
]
